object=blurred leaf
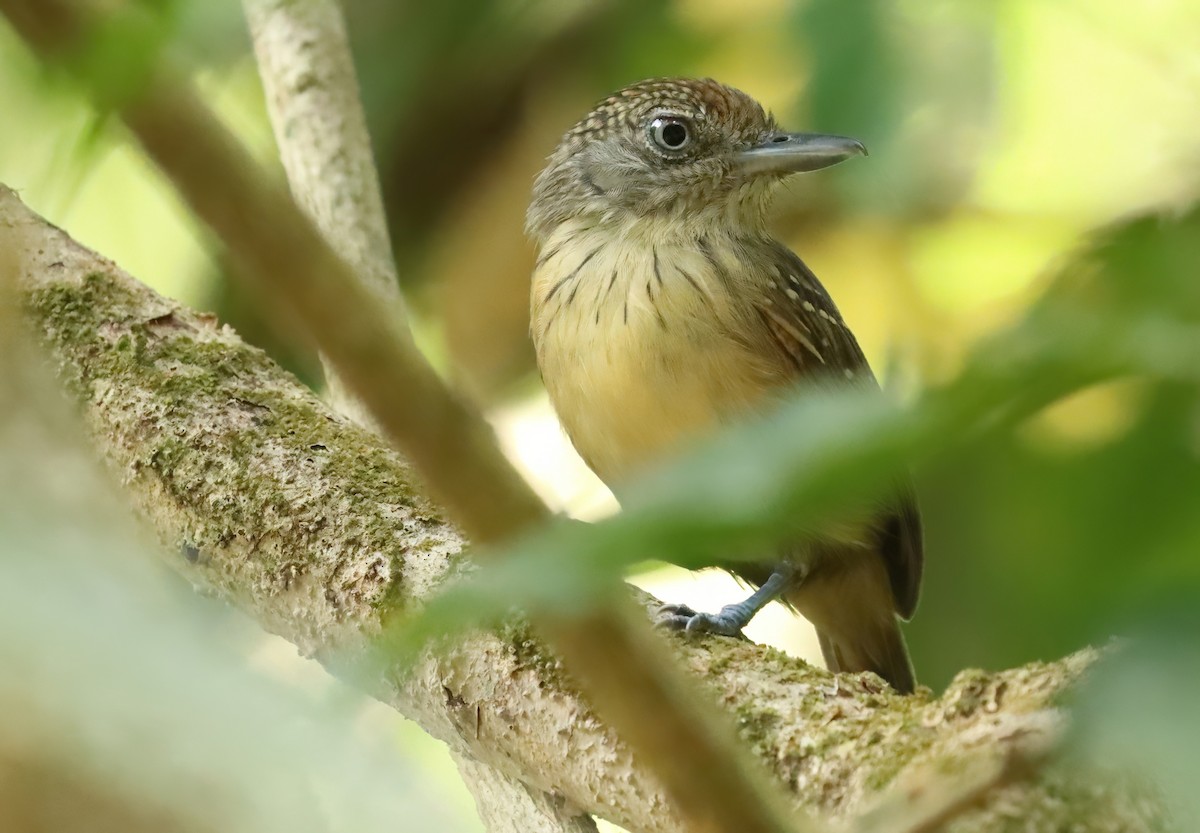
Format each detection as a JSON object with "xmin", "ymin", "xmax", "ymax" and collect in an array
[
  {"xmin": 913, "ymin": 383, "xmax": 1200, "ymax": 685},
  {"xmin": 798, "ymin": 0, "xmax": 901, "ymax": 145},
  {"xmin": 911, "ymin": 209, "xmax": 1200, "ymax": 685},
  {"xmin": 389, "ymin": 206, "xmax": 1200, "ymax": 671},
  {"xmin": 65, "ymin": 2, "xmax": 176, "ymax": 110},
  {"xmin": 792, "ymin": 0, "xmax": 996, "ymax": 214},
  {"xmin": 793, "ymin": 0, "xmax": 903, "ymax": 209},
  {"xmin": 1068, "ymin": 618, "xmax": 1200, "ymax": 826}
]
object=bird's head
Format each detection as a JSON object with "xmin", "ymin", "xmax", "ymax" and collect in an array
[{"xmin": 526, "ymin": 77, "xmax": 865, "ymax": 242}]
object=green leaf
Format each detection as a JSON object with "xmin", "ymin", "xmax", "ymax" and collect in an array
[
  {"xmin": 1068, "ymin": 619, "xmax": 1200, "ymax": 824},
  {"xmin": 386, "ymin": 206, "xmax": 1200, "ymax": 667}
]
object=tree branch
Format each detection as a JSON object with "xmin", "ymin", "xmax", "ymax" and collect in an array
[
  {"xmin": 241, "ymin": 0, "xmax": 402, "ymax": 426},
  {"xmin": 238, "ymin": 3, "xmax": 589, "ymax": 827},
  {"xmin": 0, "ymin": 4, "xmax": 801, "ymax": 831},
  {"xmin": 242, "ymin": 0, "xmax": 398, "ymax": 304},
  {"xmin": 4, "ymin": 186, "xmax": 1164, "ymax": 833}
]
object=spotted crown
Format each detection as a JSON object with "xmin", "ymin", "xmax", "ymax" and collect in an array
[{"xmin": 562, "ymin": 77, "xmax": 775, "ymax": 150}]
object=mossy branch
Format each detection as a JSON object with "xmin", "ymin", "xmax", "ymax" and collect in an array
[
  {"xmin": 239, "ymin": 2, "xmax": 588, "ymax": 828},
  {"xmin": 3, "ymin": 186, "xmax": 1165, "ymax": 833},
  {"xmin": 0, "ymin": 3, "xmax": 807, "ymax": 830}
]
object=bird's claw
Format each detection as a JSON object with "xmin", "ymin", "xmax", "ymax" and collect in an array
[
  {"xmin": 654, "ymin": 603, "xmax": 751, "ymax": 641},
  {"xmin": 654, "ymin": 602, "xmax": 700, "ymax": 631}
]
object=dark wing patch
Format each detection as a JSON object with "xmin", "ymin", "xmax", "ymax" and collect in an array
[
  {"xmin": 878, "ymin": 491, "xmax": 924, "ymax": 619},
  {"xmin": 753, "ymin": 240, "xmax": 923, "ymax": 618},
  {"xmin": 753, "ymin": 241, "xmax": 872, "ymax": 379}
]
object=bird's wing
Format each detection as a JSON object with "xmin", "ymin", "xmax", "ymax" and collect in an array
[
  {"xmin": 749, "ymin": 240, "xmax": 923, "ymax": 619},
  {"xmin": 750, "ymin": 240, "xmax": 872, "ymax": 377}
]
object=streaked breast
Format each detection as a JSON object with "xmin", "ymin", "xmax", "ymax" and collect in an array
[{"xmin": 531, "ymin": 222, "xmax": 784, "ymax": 491}]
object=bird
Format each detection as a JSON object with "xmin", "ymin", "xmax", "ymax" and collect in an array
[{"xmin": 525, "ymin": 77, "xmax": 922, "ymax": 694}]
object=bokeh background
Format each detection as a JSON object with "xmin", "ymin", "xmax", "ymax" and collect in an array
[{"xmin": 3, "ymin": 0, "xmax": 1200, "ymax": 829}]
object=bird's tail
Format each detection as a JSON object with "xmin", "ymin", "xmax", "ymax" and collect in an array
[
  {"xmin": 816, "ymin": 616, "xmax": 915, "ymax": 694},
  {"xmin": 790, "ymin": 551, "xmax": 917, "ymax": 694}
]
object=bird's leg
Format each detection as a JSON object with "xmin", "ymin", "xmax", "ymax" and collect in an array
[{"xmin": 656, "ymin": 563, "xmax": 801, "ymax": 638}]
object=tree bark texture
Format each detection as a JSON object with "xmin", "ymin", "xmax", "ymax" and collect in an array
[
  {"xmin": 239, "ymin": 4, "xmax": 594, "ymax": 827},
  {"xmin": 3, "ymin": 185, "xmax": 1166, "ymax": 833}
]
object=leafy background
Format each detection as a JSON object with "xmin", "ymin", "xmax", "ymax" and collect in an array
[{"xmin": 2, "ymin": 0, "xmax": 1200, "ymax": 829}]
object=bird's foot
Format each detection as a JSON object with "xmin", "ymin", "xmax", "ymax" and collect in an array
[{"xmin": 654, "ymin": 603, "xmax": 752, "ymax": 640}]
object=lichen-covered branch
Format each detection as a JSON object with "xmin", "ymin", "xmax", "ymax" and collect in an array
[
  {"xmin": 242, "ymin": 0, "xmax": 399, "ymax": 305},
  {"xmin": 239, "ymin": 3, "xmax": 587, "ymax": 827},
  {"xmin": 241, "ymin": 0, "xmax": 403, "ymax": 428},
  {"xmin": 3, "ymin": 187, "xmax": 1165, "ymax": 833},
  {"xmin": 0, "ymin": 6, "xmax": 799, "ymax": 830}
]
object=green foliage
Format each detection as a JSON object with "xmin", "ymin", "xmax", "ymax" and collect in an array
[
  {"xmin": 911, "ymin": 211, "xmax": 1200, "ymax": 683},
  {"xmin": 792, "ymin": 0, "xmax": 997, "ymax": 212},
  {"xmin": 394, "ymin": 208, "xmax": 1200, "ymax": 681},
  {"xmin": 798, "ymin": 0, "xmax": 902, "ymax": 152},
  {"xmin": 63, "ymin": 2, "xmax": 174, "ymax": 109},
  {"xmin": 1069, "ymin": 617, "xmax": 1200, "ymax": 825}
]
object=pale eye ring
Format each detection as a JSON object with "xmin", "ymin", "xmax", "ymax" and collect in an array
[{"xmin": 649, "ymin": 117, "xmax": 692, "ymax": 152}]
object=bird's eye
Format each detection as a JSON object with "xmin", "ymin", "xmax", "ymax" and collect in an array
[{"xmin": 649, "ymin": 117, "xmax": 692, "ymax": 153}]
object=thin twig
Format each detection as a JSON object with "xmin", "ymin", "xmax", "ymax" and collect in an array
[
  {"xmin": 242, "ymin": 0, "xmax": 398, "ymax": 302},
  {"xmin": 242, "ymin": 0, "xmax": 402, "ymax": 425}
]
